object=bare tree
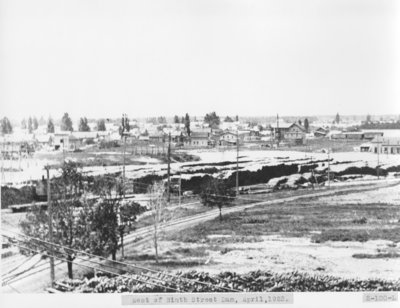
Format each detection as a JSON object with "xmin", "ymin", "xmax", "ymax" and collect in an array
[{"xmin": 147, "ymin": 181, "xmax": 166, "ymax": 263}]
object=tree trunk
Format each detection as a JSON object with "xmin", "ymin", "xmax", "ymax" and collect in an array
[
  {"xmin": 121, "ymin": 232, "xmax": 125, "ymax": 260},
  {"xmin": 154, "ymin": 230, "xmax": 158, "ymax": 264},
  {"xmin": 67, "ymin": 255, "xmax": 73, "ymax": 279},
  {"xmin": 112, "ymin": 251, "xmax": 116, "ymax": 261},
  {"xmin": 155, "ymin": 241, "xmax": 158, "ymax": 264},
  {"xmin": 219, "ymin": 207, "xmax": 222, "ymax": 221}
]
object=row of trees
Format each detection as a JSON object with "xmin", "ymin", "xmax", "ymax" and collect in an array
[
  {"xmin": 1, "ymin": 114, "xmax": 108, "ymax": 135},
  {"xmin": 19, "ymin": 162, "xmax": 145, "ymax": 278},
  {"xmin": 21, "ymin": 117, "xmax": 39, "ymax": 133},
  {"xmin": 173, "ymin": 112, "xmax": 240, "ymax": 131},
  {"xmin": 173, "ymin": 112, "xmax": 221, "ymax": 135},
  {"xmin": 297, "ymin": 118, "xmax": 310, "ymax": 132},
  {"xmin": 223, "ymin": 115, "xmax": 239, "ymax": 123},
  {"xmin": 173, "ymin": 113, "xmax": 191, "ymax": 136},
  {"xmin": 63, "ymin": 113, "xmax": 106, "ymax": 132},
  {"xmin": 36, "ymin": 113, "xmax": 107, "ymax": 133},
  {"xmin": 19, "ymin": 161, "xmax": 235, "ymax": 278},
  {"xmin": 3, "ymin": 112, "xmax": 345, "ymax": 136}
]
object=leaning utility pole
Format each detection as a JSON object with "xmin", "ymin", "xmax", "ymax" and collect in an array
[
  {"xmin": 46, "ymin": 166, "xmax": 55, "ymax": 287},
  {"xmin": 167, "ymin": 132, "xmax": 171, "ymax": 203},
  {"xmin": 236, "ymin": 130, "xmax": 239, "ymax": 196}
]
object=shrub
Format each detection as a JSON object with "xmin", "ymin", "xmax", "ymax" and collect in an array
[{"xmin": 352, "ymin": 217, "xmax": 367, "ymax": 224}]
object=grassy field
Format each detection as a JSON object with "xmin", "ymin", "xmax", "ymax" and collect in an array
[
  {"xmin": 165, "ymin": 201, "xmax": 400, "ymax": 244},
  {"xmin": 3, "ymin": 182, "xmax": 399, "ymax": 284},
  {"xmin": 120, "ymin": 183, "xmax": 400, "ymax": 281}
]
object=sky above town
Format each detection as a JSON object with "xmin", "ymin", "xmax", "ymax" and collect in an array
[{"xmin": 0, "ymin": 0, "xmax": 399, "ymax": 120}]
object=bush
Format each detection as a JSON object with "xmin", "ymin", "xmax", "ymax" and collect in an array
[
  {"xmin": 1, "ymin": 186, "xmax": 36, "ymax": 209},
  {"xmin": 55, "ymin": 270, "xmax": 400, "ymax": 292},
  {"xmin": 99, "ymin": 140, "xmax": 120, "ymax": 149},
  {"xmin": 352, "ymin": 217, "xmax": 367, "ymax": 224},
  {"xmin": 353, "ymin": 253, "xmax": 400, "ymax": 259},
  {"xmin": 312, "ymin": 229, "xmax": 370, "ymax": 243},
  {"xmin": 337, "ymin": 166, "xmax": 388, "ymax": 177}
]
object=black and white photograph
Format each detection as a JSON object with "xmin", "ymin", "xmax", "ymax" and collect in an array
[{"xmin": 1, "ymin": 0, "xmax": 399, "ymax": 306}]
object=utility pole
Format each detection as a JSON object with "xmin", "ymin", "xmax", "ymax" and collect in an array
[
  {"xmin": 236, "ymin": 130, "xmax": 239, "ymax": 196},
  {"xmin": 377, "ymin": 138, "xmax": 380, "ymax": 180},
  {"xmin": 276, "ymin": 114, "xmax": 280, "ymax": 147},
  {"xmin": 327, "ymin": 149, "xmax": 331, "ymax": 189},
  {"xmin": 121, "ymin": 113, "xmax": 128, "ymax": 198},
  {"xmin": 46, "ymin": 166, "xmax": 55, "ymax": 287},
  {"xmin": 179, "ymin": 173, "xmax": 181, "ymax": 206},
  {"xmin": 311, "ymin": 155, "xmax": 315, "ymax": 190},
  {"xmin": 167, "ymin": 132, "xmax": 171, "ymax": 203},
  {"xmin": 122, "ymin": 133, "xmax": 126, "ymax": 198}
]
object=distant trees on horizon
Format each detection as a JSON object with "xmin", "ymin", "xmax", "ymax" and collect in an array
[
  {"xmin": 204, "ymin": 111, "xmax": 220, "ymax": 129},
  {"xmin": 61, "ymin": 113, "xmax": 74, "ymax": 131},
  {"xmin": 1, "ymin": 117, "xmax": 13, "ymax": 134},
  {"xmin": 78, "ymin": 117, "xmax": 90, "ymax": 132}
]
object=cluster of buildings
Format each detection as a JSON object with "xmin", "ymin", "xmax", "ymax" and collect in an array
[
  {"xmin": 0, "ymin": 119, "xmax": 309, "ymax": 155},
  {"xmin": 360, "ymin": 137, "xmax": 400, "ymax": 155},
  {"xmin": 1, "ymin": 117, "xmax": 399, "ymax": 156}
]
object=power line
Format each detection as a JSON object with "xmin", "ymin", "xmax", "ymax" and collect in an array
[
  {"xmin": 2, "ymin": 234, "xmax": 183, "ymax": 290},
  {"xmin": 1, "ymin": 255, "xmax": 34, "ymax": 277},
  {"xmin": 2, "ymin": 234, "xmax": 181, "ymax": 292},
  {"xmin": 2, "ymin": 229, "xmax": 239, "ymax": 292},
  {"xmin": 1, "ymin": 257, "xmax": 43, "ymax": 285}
]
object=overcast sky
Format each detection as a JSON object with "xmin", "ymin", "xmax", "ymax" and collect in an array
[{"xmin": 0, "ymin": 0, "xmax": 399, "ymax": 120}]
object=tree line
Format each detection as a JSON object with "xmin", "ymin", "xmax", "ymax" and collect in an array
[
  {"xmin": 0, "ymin": 113, "xmax": 109, "ymax": 135},
  {"xmin": 19, "ymin": 162, "xmax": 146, "ymax": 278},
  {"xmin": 18, "ymin": 161, "xmax": 236, "ymax": 279}
]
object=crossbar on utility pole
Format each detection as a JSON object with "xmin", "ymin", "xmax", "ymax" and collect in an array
[{"xmin": 46, "ymin": 166, "xmax": 55, "ymax": 287}]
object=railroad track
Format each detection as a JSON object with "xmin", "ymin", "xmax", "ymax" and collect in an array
[{"xmin": 2, "ymin": 180, "xmax": 399, "ymax": 292}]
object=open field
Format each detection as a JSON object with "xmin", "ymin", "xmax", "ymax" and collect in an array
[
  {"xmin": 127, "ymin": 182, "xmax": 400, "ymax": 281},
  {"xmin": 2, "ymin": 180, "xmax": 400, "ymax": 293}
]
